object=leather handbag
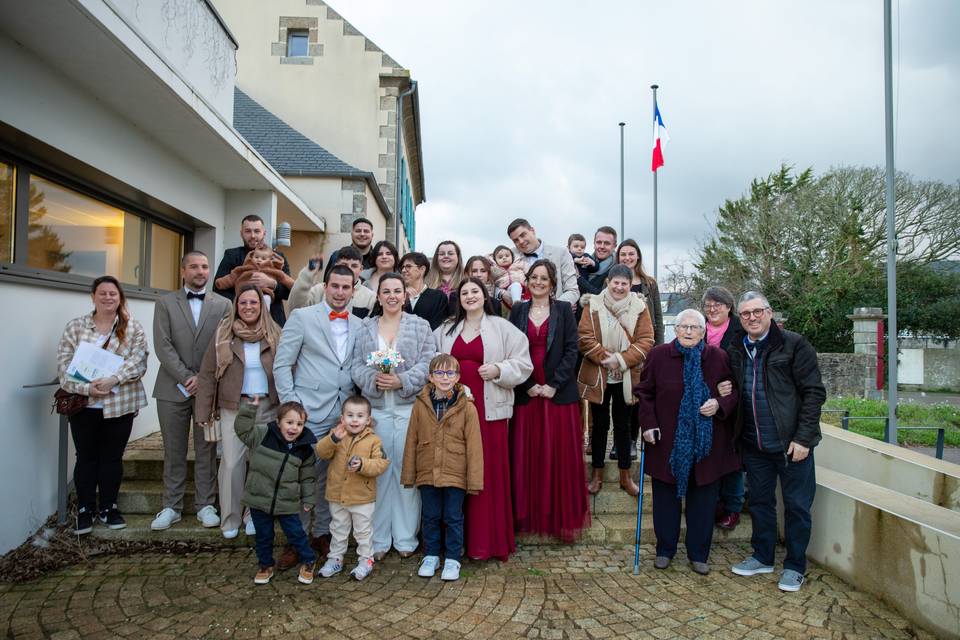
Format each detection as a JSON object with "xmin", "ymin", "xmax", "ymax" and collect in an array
[{"xmin": 53, "ymin": 388, "xmax": 87, "ymax": 416}]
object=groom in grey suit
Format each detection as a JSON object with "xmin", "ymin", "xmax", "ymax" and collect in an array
[
  {"xmin": 151, "ymin": 251, "xmax": 231, "ymax": 531},
  {"xmin": 274, "ymin": 265, "xmax": 362, "ymax": 563}
]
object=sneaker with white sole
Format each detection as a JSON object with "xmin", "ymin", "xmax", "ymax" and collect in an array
[
  {"xmin": 195, "ymin": 505, "xmax": 220, "ymax": 528},
  {"xmin": 99, "ymin": 505, "xmax": 126, "ymax": 530},
  {"xmin": 441, "ymin": 559, "xmax": 461, "ymax": 581},
  {"xmin": 350, "ymin": 557, "xmax": 374, "ymax": 581},
  {"xmin": 319, "ymin": 557, "xmax": 343, "ymax": 578},
  {"xmin": 778, "ymin": 569, "xmax": 805, "ymax": 592},
  {"xmin": 222, "ymin": 528, "xmax": 239, "ymax": 539},
  {"xmin": 150, "ymin": 508, "xmax": 181, "ymax": 531},
  {"xmin": 731, "ymin": 557, "xmax": 775, "ymax": 576},
  {"xmin": 418, "ymin": 555, "xmax": 440, "ymax": 578},
  {"xmin": 245, "ymin": 519, "xmax": 256, "ymax": 536}
]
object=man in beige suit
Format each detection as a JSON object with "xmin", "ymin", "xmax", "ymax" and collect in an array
[{"xmin": 151, "ymin": 251, "xmax": 231, "ymax": 531}]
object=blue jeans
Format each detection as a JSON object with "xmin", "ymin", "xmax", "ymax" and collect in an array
[
  {"xmin": 742, "ymin": 446, "xmax": 816, "ymax": 573},
  {"xmin": 420, "ymin": 486, "xmax": 465, "ymax": 563},
  {"xmin": 250, "ymin": 508, "xmax": 316, "ymax": 569},
  {"xmin": 718, "ymin": 470, "xmax": 745, "ymax": 514}
]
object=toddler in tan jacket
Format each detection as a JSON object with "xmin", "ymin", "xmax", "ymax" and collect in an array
[{"xmin": 314, "ymin": 395, "xmax": 389, "ymax": 581}]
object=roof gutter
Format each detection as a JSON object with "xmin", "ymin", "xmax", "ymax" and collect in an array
[{"xmin": 395, "ymin": 79, "xmax": 418, "ymax": 248}]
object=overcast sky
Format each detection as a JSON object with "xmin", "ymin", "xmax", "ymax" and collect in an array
[{"xmin": 340, "ymin": 0, "xmax": 960, "ymax": 280}]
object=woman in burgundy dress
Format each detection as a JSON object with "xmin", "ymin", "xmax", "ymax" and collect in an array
[
  {"xmin": 508, "ymin": 260, "xmax": 590, "ymax": 541},
  {"xmin": 434, "ymin": 278, "xmax": 532, "ymax": 561}
]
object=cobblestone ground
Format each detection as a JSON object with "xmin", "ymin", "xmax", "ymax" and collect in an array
[{"xmin": 0, "ymin": 543, "xmax": 935, "ymax": 640}]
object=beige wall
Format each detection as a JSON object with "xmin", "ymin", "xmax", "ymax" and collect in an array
[{"xmin": 214, "ymin": 0, "xmax": 388, "ymax": 173}]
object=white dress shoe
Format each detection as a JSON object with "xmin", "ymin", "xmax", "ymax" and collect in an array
[
  {"xmin": 222, "ymin": 528, "xmax": 240, "ymax": 539},
  {"xmin": 195, "ymin": 505, "xmax": 220, "ymax": 528}
]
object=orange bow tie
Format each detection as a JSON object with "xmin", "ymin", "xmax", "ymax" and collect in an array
[{"xmin": 329, "ymin": 310, "xmax": 349, "ymax": 321}]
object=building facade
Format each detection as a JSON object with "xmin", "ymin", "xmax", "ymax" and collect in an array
[
  {"xmin": 214, "ymin": 0, "xmax": 426, "ymax": 255},
  {"xmin": 0, "ymin": 0, "xmax": 326, "ymax": 553}
]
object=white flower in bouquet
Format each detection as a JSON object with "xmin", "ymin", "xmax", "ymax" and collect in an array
[{"xmin": 366, "ymin": 348, "xmax": 405, "ymax": 373}]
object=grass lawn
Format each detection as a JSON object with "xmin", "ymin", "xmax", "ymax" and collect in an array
[{"xmin": 822, "ymin": 397, "xmax": 960, "ymax": 447}]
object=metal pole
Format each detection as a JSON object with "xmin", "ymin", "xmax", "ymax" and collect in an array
[
  {"xmin": 883, "ymin": 0, "xmax": 898, "ymax": 443},
  {"xmin": 395, "ymin": 80, "xmax": 417, "ymax": 250},
  {"xmin": 651, "ymin": 85, "xmax": 659, "ymax": 280},
  {"xmin": 619, "ymin": 122, "xmax": 626, "ymax": 241}
]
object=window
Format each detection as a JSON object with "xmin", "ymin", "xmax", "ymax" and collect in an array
[
  {"xmin": 150, "ymin": 224, "xmax": 182, "ymax": 290},
  {"xmin": 0, "ymin": 160, "xmax": 189, "ymax": 293},
  {"xmin": 0, "ymin": 162, "xmax": 12, "ymax": 263},
  {"xmin": 287, "ymin": 30, "xmax": 309, "ymax": 56}
]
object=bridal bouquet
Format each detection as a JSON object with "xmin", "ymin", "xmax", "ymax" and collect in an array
[{"xmin": 366, "ymin": 348, "xmax": 404, "ymax": 373}]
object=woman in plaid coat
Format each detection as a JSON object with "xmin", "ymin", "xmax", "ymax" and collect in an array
[{"xmin": 57, "ymin": 276, "xmax": 149, "ymax": 536}]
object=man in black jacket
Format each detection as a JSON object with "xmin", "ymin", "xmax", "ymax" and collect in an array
[
  {"xmin": 214, "ymin": 214, "xmax": 291, "ymax": 327},
  {"xmin": 322, "ymin": 217, "xmax": 375, "ymax": 279},
  {"xmin": 575, "ymin": 226, "xmax": 618, "ymax": 297},
  {"xmin": 726, "ymin": 291, "xmax": 825, "ymax": 593}
]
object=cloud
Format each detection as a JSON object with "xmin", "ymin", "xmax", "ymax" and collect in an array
[{"xmin": 337, "ymin": 0, "xmax": 960, "ymax": 280}]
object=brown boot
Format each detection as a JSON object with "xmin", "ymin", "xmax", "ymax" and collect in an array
[
  {"xmin": 587, "ymin": 468, "xmax": 603, "ymax": 495},
  {"xmin": 277, "ymin": 545, "xmax": 299, "ymax": 571},
  {"xmin": 619, "ymin": 469, "xmax": 640, "ymax": 497},
  {"xmin": 310, "ymin": 533, "xmax": 331, "ymax": 562}
]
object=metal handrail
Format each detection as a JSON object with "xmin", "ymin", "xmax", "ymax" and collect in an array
[
  {"xmin": 23, "ymin": 378, "xmax": 70, "ymax": 525},
  {"xmin": 823, "ymin": 410, "xmax": 948, "ymax": 460}
]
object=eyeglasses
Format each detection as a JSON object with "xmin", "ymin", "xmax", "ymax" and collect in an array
[
  {"xmin": 738, "ymin": 307, "xmax": 769, "ymax": 320},
  {"xmin": 674, "ymin": 324, "xmax": 703, "ymax": 333},
  {"xmin": 431, "ymin": 370, "xmax": 459, "ymax": 378},
  {"xmin": 703, "ymin": 303, "xmax": 727, "ymax": 312}
]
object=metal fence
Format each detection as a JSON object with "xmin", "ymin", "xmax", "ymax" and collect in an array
[{"xmin": 821, "ymin": 408, "xmax": 946, "ymax": 460}]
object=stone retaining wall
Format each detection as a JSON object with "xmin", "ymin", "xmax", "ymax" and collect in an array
[{"xmin": 817, "ymin": 352, "xmax": 872, "ymax": 398}]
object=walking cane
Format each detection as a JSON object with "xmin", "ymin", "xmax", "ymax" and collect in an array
[{"xmin": 632, "ymin": 437, "xmax": 646, "ymax": 575}]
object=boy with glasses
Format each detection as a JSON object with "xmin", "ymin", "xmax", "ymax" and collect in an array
[{"xmin": 401, "ymin": 354, "xmax": 483, "ymax": 581}]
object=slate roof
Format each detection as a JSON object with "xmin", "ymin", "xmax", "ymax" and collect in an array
[{"xmin": 233, "ymin": 88, "xmax": 361, "ymax": 176}]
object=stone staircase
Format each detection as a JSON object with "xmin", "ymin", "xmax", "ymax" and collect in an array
[{"xmin": 94, "ymin": 433, "xmax": 752, "ymax": 548}]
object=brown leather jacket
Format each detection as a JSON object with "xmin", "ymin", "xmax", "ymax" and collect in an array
[
  {"xmin": 576, "ymin": 295, "xmax": 655, "ymax": 404},
  {"xmin": 401, "ymin": 385, "xmax": 484, "ymax": 493}
]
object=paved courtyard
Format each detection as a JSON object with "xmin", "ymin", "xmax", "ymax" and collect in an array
[{"xmin": 0, "ymin": 542, "xmax": 935, "ymax": 640}]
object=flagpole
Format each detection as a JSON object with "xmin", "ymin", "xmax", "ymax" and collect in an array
[
  {"xmin": 651, "ymin": 84, "xmax": 659, "ymax": 280},
  {"xmin": 883, "ymin": 0, "xmax": 898, "ymax": 443},
  {"xmin": 619, "ymin": 122, "xmax": 626, "ymax": 241}
]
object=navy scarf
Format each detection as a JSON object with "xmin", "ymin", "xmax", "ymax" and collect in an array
[{"xmin": 669, "ymin": 340, "xmax": 714, "ymax": 498}]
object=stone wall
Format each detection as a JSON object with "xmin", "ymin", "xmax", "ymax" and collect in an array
[{"xmin": 817, "ymin": 353, "xmax": 872, "ymax": 398}]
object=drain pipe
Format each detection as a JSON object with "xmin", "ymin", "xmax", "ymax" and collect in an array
[{"xmin": 395, "ymin": 79, "xmax": 417, "ymax": 249}]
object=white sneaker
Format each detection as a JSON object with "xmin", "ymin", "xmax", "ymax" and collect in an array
[
  {"xmin": 319, "ymin": 557, "xmax": 343, "ymax": 578},
  {"xmin": 441, "ymin": 559, "xmax": 461, "ymax": 581},
  {"xmin": 245, "ymin": 519, "xmax": 256, "ymax": 536},
  {"xmin": 222, "ymin": 528, "xmax": 239, "ymax": 539},
  {"xmin": 150, "ymin": 508, "xmax": 181, "ymax": 531},
  {"xmin": 195, "ymin": 505, "xmax": 220, "ymax": 528},
  {"xmin": 350, "ymin": 557, "xmax": 374, "ymax": 581},
  {"xmin": 418, "ymin": 555, "xmax": 440, "ymax": 578}
]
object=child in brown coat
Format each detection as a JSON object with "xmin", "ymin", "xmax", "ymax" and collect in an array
[
  {"xmin": 402, "ymin": 354, "xmax": 483, "ymax": 581},
  {"xmin": 214, "ymin": 243, "xmax": 295, "ymax": 309},
  {"xmin": 314, "ymin": 396, "xmax": 389, "ymax": 581}
]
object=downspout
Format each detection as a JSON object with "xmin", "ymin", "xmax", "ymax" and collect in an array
[{"xmin": 395, "ymin": 79, "xmax": 418, "ymax": 249}]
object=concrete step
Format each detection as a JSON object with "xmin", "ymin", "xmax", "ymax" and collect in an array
[
  {"xmin": 518, "ymin": 512, "xmax": 753, "ymax": 546},
  {"xmin": 90, "ymin": 514, "xmax": 274, "ymax": 547},
  {"xmin": 122, "ymin": 458, "xmax": 193, "ymax": 482},
  {"xmin": 116, "ymin": 480, "xmax": 202, "ymax": 515}
]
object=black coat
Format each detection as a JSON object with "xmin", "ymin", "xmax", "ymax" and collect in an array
[
  {"xmin": 726, "ymin": 322, "xmax": 827, "ymax": 449},
  {"xmin": 323, "ymin": 245, "xmax": 375, "ymax": 279},
  {"xmin": 214, "ymin": 246, "xmax": 291, "ymax": 327},
  {"xmin": 508, "ymin": 300, "xmax": 579, "ymax": 406},
  {"xmin": 630, "ymin": 280, "xmax": 664, "ymax": 345},
  {"xmin": 718, "ymin": 315, "xmax": 743, "ymax": 351},
  {"xmin": 404, "ymin": 287, "xmax": 450, "ymax": 331}
]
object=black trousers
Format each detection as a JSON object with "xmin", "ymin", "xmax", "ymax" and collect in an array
[
  {"xmin": 651, "ymin": 476, "xmax": 720, "ymax": 563},
  {"xmin": 69, "ymin": 408, "xmax": 134, "ymax": 512},
  {"xmin": 590, "ymin": 382, "xmax": 632, "ymax": 470}
]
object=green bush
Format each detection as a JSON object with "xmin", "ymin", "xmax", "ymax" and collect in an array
[{"xmin": 822, "ymin": 397, "xmax": 960, "ymax": 447}]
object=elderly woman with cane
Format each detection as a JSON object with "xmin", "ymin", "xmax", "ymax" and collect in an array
[{"xmin": 633, "ymin": 309, "xmax": 739, "ymax": 575}]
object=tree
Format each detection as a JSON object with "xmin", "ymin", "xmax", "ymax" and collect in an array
[{"xmin": 688, "ymin": 165, "xmax": 960, "ymax": 351}]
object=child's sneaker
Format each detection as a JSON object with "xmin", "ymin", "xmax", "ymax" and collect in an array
[
  {"xmin": 254, "ymin": 566, "xmax": 274, "ymax": 585},
  {"xmin": 441, "ymin": 559, "xmax": 461, "ymax": 581},
  {"xmin": 418, "ymin": 555, "xmax": 440, "ymax": 578},
  {"xmin": 350, "ymin": 557, "xmax": 374, "ymax": 581},
  {"xmin": 298, "ymin": 563, "xmax": 314, "ymax": 585},
  {"xmin": 319, "ymin": 557, "xmax": 343, "ymax": 578}
]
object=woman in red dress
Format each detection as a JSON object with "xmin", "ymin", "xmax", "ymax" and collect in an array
[
  {"xmin": 508, "ymin": 260, "xmax": 590, "ymax": 541},
  {"xmin": 434, "ymin": 278, "xmax": 533, "ymax": 561}
]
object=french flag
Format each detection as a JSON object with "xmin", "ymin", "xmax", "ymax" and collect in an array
[{"xmin": 652, "ymin": 102, "xmax": 668, "ymax": 172}]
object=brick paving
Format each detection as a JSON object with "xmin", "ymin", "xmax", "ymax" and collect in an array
[{"xmin": 0, "ymin": 543, "xmax": 935, "ymax": 639}]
